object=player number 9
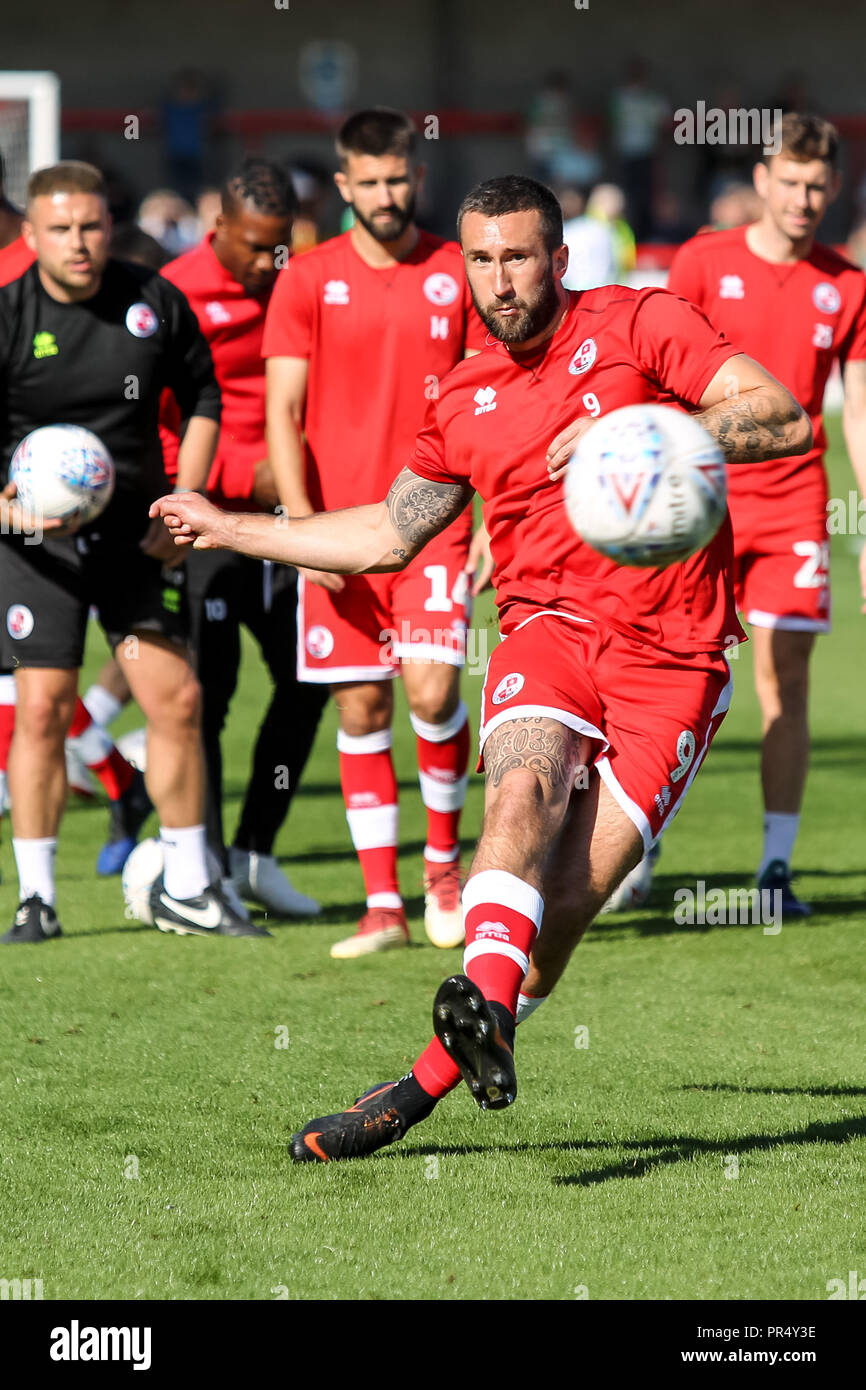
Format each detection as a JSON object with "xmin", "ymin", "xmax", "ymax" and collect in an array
[{"xmin": 582, "ymin": 393, "xmax": 601, "ymax": 418}]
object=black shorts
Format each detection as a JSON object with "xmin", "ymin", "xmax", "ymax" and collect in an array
[{"xmin": 0, "ymin": 515, "xmax": 188, "ymax": 670}]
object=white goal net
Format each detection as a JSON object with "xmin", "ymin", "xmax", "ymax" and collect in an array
[{"xmin": 0, "ymin": 72, "xmax": 60, "ymax": 207}]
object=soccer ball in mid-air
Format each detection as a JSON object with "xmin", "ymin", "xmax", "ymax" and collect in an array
[
  {"xmin": 122, "ymin": 837, "xmax": 223, "ymax": 925},
  {"xmin": 9, "ymin": 424, "xmax": 115, "ymax": 528},
  {"xmin": 564, "ymin": 404, "xmax": 727, "ymax": 568}
]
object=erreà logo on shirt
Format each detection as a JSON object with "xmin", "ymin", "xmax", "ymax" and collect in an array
[
  {"xmin": 719, "ymin": 274, "xmax": 745, "ymax": 299},
  {"xmin": 33, "ymin": 331, "xmax": 59, "ymax": 359},
  {"xmin": 474, "ymin": 386, "xmax": 497, "ymax": 415},
  {"xmin": 205, "ymin": 301, "xmax": 231, "ymax": 324},
  {"xmin": 323, "ymin": 279, "xmax": 350, "ymax": 305}
]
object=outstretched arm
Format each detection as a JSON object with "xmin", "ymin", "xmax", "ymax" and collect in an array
[{"xmin": 149, "ymin": 467, "xmax": 473, "ymax": 574}]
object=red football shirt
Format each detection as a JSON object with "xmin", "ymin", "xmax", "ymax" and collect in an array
[
  {"xmin": 261, "ymin": 229, "xmax": 486, "ymax": 511},
  {"xmin": 668, "ymin": 226, "xmax": 866, "ymax": 504},
  {"xmin": 408, "ymin": 286, "xmax": 744, "ymax": 657},
  {"xmin": 0, "ymin": 235, "xmax": 36, "ymax": 287},
  {"xmin": 160, "ymin": 232, "xmax": 269, "ymax": 505}
]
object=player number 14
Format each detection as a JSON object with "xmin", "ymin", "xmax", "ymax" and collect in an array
[{"xmin": 424, "ymin": 564, "xmax": 468, "ymax": 612}]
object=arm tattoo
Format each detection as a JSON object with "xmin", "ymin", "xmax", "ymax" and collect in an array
[
  {"xmin": 698, "ymin": 388, "xmax": 808, "ymax": 463},
  {"xmin": 484, "ymin": 717, "xmax": 585, "ymax": 791},
  {"xmin": 387, "ymin": 468, "xmax": 472, "ymax": 557}
]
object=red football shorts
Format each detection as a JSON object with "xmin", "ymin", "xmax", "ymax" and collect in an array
[
  {"xmin": 297, "ymin": 522, "xmax": 471, "ymax": 682},
  {"xmin": 728, "ymin": 467, "xmax": 831, "ymax": 633},
  {"xmin": 478, "ymin": 610, "xmax": 733, "ymax": 850}
]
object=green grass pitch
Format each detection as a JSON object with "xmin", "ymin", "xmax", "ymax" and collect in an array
[{"xmin": 1, "ymin": 417, "xmax": 863, "ymax": 1301}]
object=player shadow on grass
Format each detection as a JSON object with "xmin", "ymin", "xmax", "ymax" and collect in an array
[{"xmin": 396, "ymin": 1113, "xmax": 866, "ymax": 1184}]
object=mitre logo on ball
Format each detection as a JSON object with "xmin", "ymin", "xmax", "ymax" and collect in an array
[
  {"xmin": 125, "ymin": 303, "xmax": 159, "ymax": 338},
  {"xmin": 423, "ymin": 272, "xmax": 459, "ymax": 306}
]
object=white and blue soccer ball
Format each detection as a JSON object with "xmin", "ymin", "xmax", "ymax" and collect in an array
[
  {"xmin": 10, "ymin": 424, "xmax": 115, "ymax": 528},
  {"xmin": 564, "ymin": 404, "xmax": 727, "ymax": 568},
  {"xmin": 122, "ymin": 836, "xmax": 223, "ymax": 925}
]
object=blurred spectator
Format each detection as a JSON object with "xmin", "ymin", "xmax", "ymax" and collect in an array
[
  {"xmin": 647, "ymin": 190, "xmax": 695, "ymax": 243},
  {"xmin": 196, "ymin": 187, "xmax": 222, "ymax": 238},
  {"xmin": 587, "ymin": 183, "xmax": 636, "ymax": 278},
  {"xmin": 0, "ymin": 148, "xmax": 23, "ymax": 249},
  {"xmin": 609, "ymin": 59, "xmax": 668, "ymax": 239},
  {"xmin": 162, "ymin": 69, "xmax": 216, "ymax": 203},
  {"xmin": 709, "ymin": 181, "xmax": 763, "ymax": 230},
  {"xmin": 137, "ymin": 189, "xmax": 199, "ymax": 257},
  {"xmin": 560, "ymin": 185, "xmax": 617, "ymax": 290},
  {"xmin": 109, "ymin": 223, "xmax": 171, "ymax": 269},
  {"xmin": 526, "ymin": 71, "xmax": 601, "ymax": 187},
  {"xmin": 846, "ymin": 219, "xmax": 866, "ymax": 270},
  {"xmin": 289, "ymin": 158, "xmax": 333, "ymax": 251}
]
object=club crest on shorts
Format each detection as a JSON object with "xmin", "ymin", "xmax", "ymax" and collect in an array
[
  {"xmin": 568, "ymin": 338, "xmax": 597, "ymax": 375},
  {"xmin": 306, "ymin": 624, "xmax": 334, "ymax": 659},
  {"xmin": 6, "ymin": 604, "xmax": 34, "ymax": 639},
  {"xmin": 125, "ymin": 302, "xmax": 159, "ymax": 338},
  {"xmin": 491, "ymin": 671, "xmax": 525, "ymax": 705},
  {"xmin": 812, "ymin": 282, "xmax": 841, "ymax": 314},
  {"xmin": 423, "ymin": 272, "xmax": 459, "ymax": 306}
]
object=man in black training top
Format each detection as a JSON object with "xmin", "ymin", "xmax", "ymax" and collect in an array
[{"xmin": 0, "ymin": 160, "xmax": 266, "ymax": 941}]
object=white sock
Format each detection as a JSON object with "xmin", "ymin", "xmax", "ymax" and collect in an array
[
  {"xmin": 516, "ymin": 991, "xmax": 547, "ymax": 1025},
  {"xmin": 0, "ymin": 673, "xmax": 16, "ymax": 704},
  {"xmin": 71, "ymin": 720, "xmax": 114, "ymax": 768},
  {"xmin": 160, "ymin": 824, "xmax": 209, "ymax": 899},
  {"xmin": 759, "ymin": 812, "xmax": 800, "ymax": 877},
  {"xmin": 13, "ymin": 837, "xmax": 57, "ymax": 906},
  {"xmin": 0, "ymin": 769, "xmax": 8, "ymax": 813},
  {"xmin": 83, "ymin": 683, "xmax": 123, "ymax": 728}
]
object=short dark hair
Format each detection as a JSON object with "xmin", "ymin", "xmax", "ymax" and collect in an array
[
  {"xmin": 336, "ymin": 107, "xmax": 416, "ymax": 167},
  {"xmin": 762, "ymin": 112, "xmax": 839, "ymax": 167},
  {"xmin": 221, "ymin": 158, "xmax": 297, "ymax": 219},
  {"xmin": 27, "ymin": 160, "xmax": 107, "ymax": 208},
  {"xmin": 457, "ymin": 175, "xmax": 564, "ymax": 253},
  {"xmin": 109, "ymin": 222, "xmax": 170, "ymax": 269}
]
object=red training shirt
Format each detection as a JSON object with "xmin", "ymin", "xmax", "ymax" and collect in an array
[
  {"xmin": 668, "ymin": 226, "xmax": 866, "ymax": 507},
  {"xmin": 408, "ymin": 286, "xmax": 745, "ymax": 656},
  {"xmin": 0, "ymin": 235, "xmax": 36, "ymax": 287},
  {"xmin": 261, "ymin": 229, "xmax": 486, "ymax": 512},
  {"xmin": 160, "ymin": 232, "xmax": 269, "ymax": 506}
]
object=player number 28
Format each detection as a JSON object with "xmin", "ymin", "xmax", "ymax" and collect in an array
[{"xmin": 792, "ymin": 540, "xmax": 830, "ymax": 589}]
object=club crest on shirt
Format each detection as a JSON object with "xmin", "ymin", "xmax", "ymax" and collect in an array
[
  {"xmin": 323, "ymin": 279, "xmax": 350, "ymax": 306},
  {"xmin": 125, "ymin": 303, "xmax": 159, "ymax": 338},
  {"xmin": 568, "ymin": 338, "xmax": 597, "ymax": 375},
  {"xmin": 813, "ymin": 281, "xmax": 841, "ymax": 314},
  {"xmin": 719, "ymin": 274, "xmax": 745, "ymax": 299},
  {"xmin": 306, "ymin": 624, "xmax": 334, "ymax": 658},
  {"xmin": 423, "ymin": 272, "xmax": 459, "ymax": 306},
  {"xmin": 491, "ymin": 672, "xmax": 525, "ymax": 705},
  {"xmin": 6, "ymin": 604, "xmax": 34, "ymax": 639}
]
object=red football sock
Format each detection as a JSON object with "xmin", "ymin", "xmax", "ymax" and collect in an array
[
  {"xmin": 68, "ymin": 697, "xmax": 134, "ymax": 801},
  {"xmin": 462, "ymin": 869, "xmax": 545, "ymax": 1015},
  {"xmin": 338, "ymin": 727, "xmax": 401, "ymax": 908},
  {"xmin": 413, "ymin": 1036, "xmax": 461, "ymax": 1099},
  {"xmin": 410, "ymin": 700, "xmax": 470, "ymax": 861}
]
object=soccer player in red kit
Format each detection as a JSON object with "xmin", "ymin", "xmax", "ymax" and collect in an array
[
  {"xmin": 159, "ymin": 159, "xmax": 326, "ymax": 916},
  {"xmin": 668, "ymin": 113, "xmax": 866, "ymax": 915},
  {"xmin": 263, "ymin": 109, "xmax": 486, "ymax": 956},
  {"xmin": 152, "ymin": 176, "xmax": 809, "ymax": 1160}
]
